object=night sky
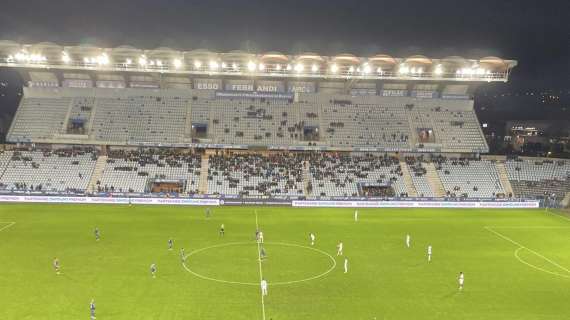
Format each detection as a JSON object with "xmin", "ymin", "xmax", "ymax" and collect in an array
[
  {"xmin": 0, "ymin": 0, "xmax": 568, "ymax": 133},
  {"xmin": 0, "ymin": 0, "xmax": 568, "ymax": 88}
]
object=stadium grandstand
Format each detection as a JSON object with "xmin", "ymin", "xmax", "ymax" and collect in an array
[{"xmin": 0, "ymin": 40, "xmax": 567, "ymax": 207}]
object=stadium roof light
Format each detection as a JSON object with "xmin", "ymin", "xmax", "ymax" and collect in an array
[
  {"xmin": 275, "ymin": 64, "xmax": 282, "ymax": 71},
  {"xmin": 247, "ymin": 61, "xmax": 257, "ymax": 71},
  {"xmin": 418, "ymin": 67, "xmax": 423, "ymax": 74},
  {"xmin": 434, "ymin": 64, "xmax": 443, "ymax": 75},
  {"xmin": 348, "ymin": 66, "xmax": 355, "ymax": 73},
  {"xmin": 330, "ymin": 64, "xmax": 339, "ymax": 73},
  {"xmin": 311, "ymin": 64, "xmax": 319, "ymax": 72},
  {"xmin": 125, "ymin": 58, "xmax": 132, "ymax": 65},
  {"xmin": 232, "ymin": 62, "xmax": 238, "ymax": 70},
  {"xmin": 258, "ymin": 63, "xmax": 265, "ymax": 71},
  {"xmin": 294, "ymin": 63, "xmax": 304, "ymax": 72},
  {"xmin": 221, "ymin": 62, "xmax": 227, "ymax": 69},
  {"xmin": 97, "ymin": 53, "xmax": 109, "ymax": 65},
  {"xmin": 138, "ymin": 56, "xmax": 148, "ymax": 66},
  {"xmin": 194, "ymin": 60, "xmax": 202, "ymax": 69},
  {"xmin": 286, "ymin": 64, "xmax": 292, "ymax": 71},
  {"xmin": 362, "ymin": 64, "xmax": 371, "ymax": 74},
  {"xmin": 61, "ymin": 52, "xmax": 71, "ymax": 63},
  {"xmin": 376, "ymin": 67, "xmax": 383, "ymax": 74},
  {"xmin": 173, "ymin": 58, "xmax": 182, "ymax": 69},
  {"xmin": 209, "ymin": 60, "xmax": 219, "ymax": 70},
  {"xmin": 398, "ymin": 64, "xmax": 410, "ymax": 74}
]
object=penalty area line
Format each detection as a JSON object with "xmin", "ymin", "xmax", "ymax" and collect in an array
[{"xmin": 484, "ymin": 226, "xmax": 570, "ymax": 277}]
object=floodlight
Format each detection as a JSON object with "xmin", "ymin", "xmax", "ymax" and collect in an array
[
  {"xmin": 275, "ymin": 64, "xmax": 282, "ymax": 71},
  {"xmin": 61, "ymin": 52, "xmax": 71, "ymax": 63},
  {"xmin": 156, "ymin": 60, "xmax": 163, "ymax": 67},
  {"xmin": 173, "ymin": 58, "xmax": 182, "ymax": 69},
  {"xmin": 258, "ymin": 63, "xmax": 265, "ymax": 71},
  {"xmin": 125, "ymin": 58, "xmax": 133, "ymax": 65},
  {"xmin": 232, "ymin": 62, "xmax": 238, "ymax": 70},
  {"xmin": 377, "ymin": 67, "xmax": 383, "ymax": 74},
  {"xmin": 209, "ymin": 61, "xmax": 219, "ymax": 70},
  {"xmin": 294, "ymin": 63, "xmax": 304, "ymax": 72},
  {"xmin": 221, "ymin": 62, "xmax": 227, "ymax": 69},
  {"xmin": 247, "ymin": 61, "xmax": 257, "ymax": 71},
  {"xmin": 286, "ymin": 64, "xmax": 292, "ymax": 71},
  {"xmin": 139, "ymin": 56, "xmax": 147, "ymax": 66},
  {"xmin": 362, "ymin": 64, "xmax": 371, "ymax": 74},
  {"xmin": 330, "ymin": 64, "xmax": 339, "ymax": 73},
  {"xmin": 434, "ymin": 65, "xmax": 443, "ymax": 75},
  {"xmin": 194, "ymin": 60, "xmax": 202, "ymax": 69},
  {"xmin": 348, "ymin": 66, "xmax": 354, "ymax": 73},
  {"xmin": 311, "ymin": 64, "xmax": 319, "ymax": 72}
]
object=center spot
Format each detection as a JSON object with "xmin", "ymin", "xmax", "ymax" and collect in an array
[{"xmin": 183, "ymin": 242, "xmax": 336, "ymax": 285}]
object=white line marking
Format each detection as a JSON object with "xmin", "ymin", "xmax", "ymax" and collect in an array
[
  {"xmin": 547, "ymin": 210, "xmax": 570, "ymax": 223},
  {"xmin": 485, "ymin": 226, "xmax": 570, "ymax": 276},
  {"xmin": 0, "ymin": 222, "xmax": 16, "ymax": 232},
  {"xmin": 489, "ymin": 226, "xmax": 570, "ymax": 229},
  {"xmin": 255, "ymin": 209, "xmax": 266, "ymax": 320},
  {"xmin": 514, "ymin": 247, "xmax": 570, "ymax": 279},
  {"xmin": 181, "ymin": 241, "xmax": 336, "ymax": 286}
]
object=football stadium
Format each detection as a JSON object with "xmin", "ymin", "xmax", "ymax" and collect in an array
[{"xmin": 0, "ymin": 41, "xmax": 568, "ymax": 320}]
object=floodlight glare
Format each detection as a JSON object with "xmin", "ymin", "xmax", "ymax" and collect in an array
[
  {"xmin": 209, "ymin": 61, "xmax": 219, "ymax": 70},
  {"xmin": 125, "ymin": 58, "xmax": 133, "ymax": 65},
  {"xmin": 194, "ymin": 60, "xmax": 202, "ymax": 69},
  {"xmin": 232, "ymin": 62, "xmax": 238, "ymax": 70},
  {"xmin": 311, "ymin": 64, "xmax": 319, "ymax": 72},
  {"xmin": 434, "ymin": 65, "xmax": 443, "ymax": 75},
  {"xmin": 61, "ymin": 52, "xmax": 71, "ymax": 63},
  {"xmin": 286, "ymin": 64, "xmax": 292, "ymax": 71},
  {"xmin": 247, "ymin": 61, "xmax": 257, "ymax": 71},
  {"xmin": 294, "ymin": 63, "xmax": 304, "ymax": 72},
  {"xmin": 348, "ymin": 66, "xmax": 355, "ymax": 73},
  {"xmin": 330, "ymin": 64, "xmax": 339, "ymax": 73},
  {"xmin": 376, "ymin": 67, "xmax": 383, "ymax": 74},
  {"xmin": 221, "ymin": 62, "xmax": 227, "ymax": 69},
  {"xmin": 139, "ymin": 56, "xmax": 147, "ymax": 66},
  {"xmin": 258, "ymin": 63, "xmax": 265, "ymax": 71},
  {"xmin": 173, "ymin": 59, "xmax": 182, "ymax": 69},
  {"xmin": 363, "ymin": 64, "xmax": 371, "ymax": 74},
  {"xmin": 275, "ymin": 64, "xmax": 282, "ymax": 71}
]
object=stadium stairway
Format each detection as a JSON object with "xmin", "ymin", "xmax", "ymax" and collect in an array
[
  {"xmin": 399, "ymin": 161, "xmax": 418, "ymax": 197},
  {"xmin": 60, "ymin": 99, "xmax": 75, "ymax": 134},
  {"xmin": 424, "ymin": 163, "xmax": 447, "ymax": 197},
  {"xmin": 303, "ymin": 160, "xmax": 311, "ymax": 196},
  {"xmin": 198, "ymin": 152, "xmax": 211, "ymax": 194},
  {"xmin": 495, "ymin": 162, "xmax": 514, "ymax": 196},
  {"xmin": 87, "ymin": 155, "xmax": 107, "ymax": 193}
]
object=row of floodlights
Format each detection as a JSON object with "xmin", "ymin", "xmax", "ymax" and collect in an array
[{"xmin": 5, "ymin": 51, "xmax": 492, "ymax": 76}]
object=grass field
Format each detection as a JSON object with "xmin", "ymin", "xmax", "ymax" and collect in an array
[{"xmin": 0, "ymin": 204, "xmax": 569, "ymax": 320}]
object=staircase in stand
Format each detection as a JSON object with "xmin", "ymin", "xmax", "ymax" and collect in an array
[
  {"xmin": 399, "ymin": 161, "xmax": 418, "ymax": 197},
  {"xmin": 302, "ymin": 160, "xmax": 311, "ymax": 197},
  {"xmin": 197, "ymin": 152, "xmax": 211, "ymax": 194},
  {"xmin": 495, "ymin": 162, "xmax": 514, "ymax": 196},
  {"xmin": 87, "ymin": 155, "xmax": 107, "ymax": 193},
  {"xmin": 424, "ymin": 162, "xmax": 446, "ymax": 197}
]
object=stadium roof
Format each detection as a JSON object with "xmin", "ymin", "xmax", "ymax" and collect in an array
[{"xmin": 0, "ymin": 40, "xmax": 517, "ymax": 82}]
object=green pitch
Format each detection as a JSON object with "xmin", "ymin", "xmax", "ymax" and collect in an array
[{"xmin": 0, "ymin": 204, "xmax": 569, "ymax": 320}]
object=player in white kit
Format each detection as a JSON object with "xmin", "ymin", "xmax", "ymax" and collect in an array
[
  {"xmin": 260, "ymin": 278, "xmax": 268, "ymax": 296},
  {"xmin": 337, "ymin": 241, "xmax": 344, "ymax": 256},
  {"xmin": 406, "ymin": 234, "xmax": 411, "ymax": 248},
  {"xmin": 427, "ymin": 245, "xmax": 432, "ymax": 262},
  {"xmin": 354, "ymin": 210, "xmax": 358, "ymax": 221},
  {"xmin": 309, "ymin": 233, "xmax": 316, "ymax": 246},
  {"xmin": 344, "ymin": 257, "xmax": 349, "ymax": 273},
  {"xmin": 458, "ymin": 272, "xmax": 464, "ymax": 290},
  {"xmin": 258, "ymin": 231, "xmax": 264, "ymax": 244}
]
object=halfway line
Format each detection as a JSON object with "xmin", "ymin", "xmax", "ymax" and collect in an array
[{"xmin": 255, "ymin": 210, "xmax": 266, "ymax": 320}]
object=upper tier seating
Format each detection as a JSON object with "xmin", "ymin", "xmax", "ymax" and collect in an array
[{"xmin": 7, "ymin": 87, "xmax": 488, "ymax": 152}]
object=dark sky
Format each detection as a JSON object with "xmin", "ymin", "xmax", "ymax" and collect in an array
[{"xmin": 0, "ymin": 0, "xmax": 568, "ymax": 89}]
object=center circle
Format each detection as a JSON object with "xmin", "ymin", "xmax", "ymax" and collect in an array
[{"xmin": 182, "ymin": 241, "xmax": 336, "ymax": 286}]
